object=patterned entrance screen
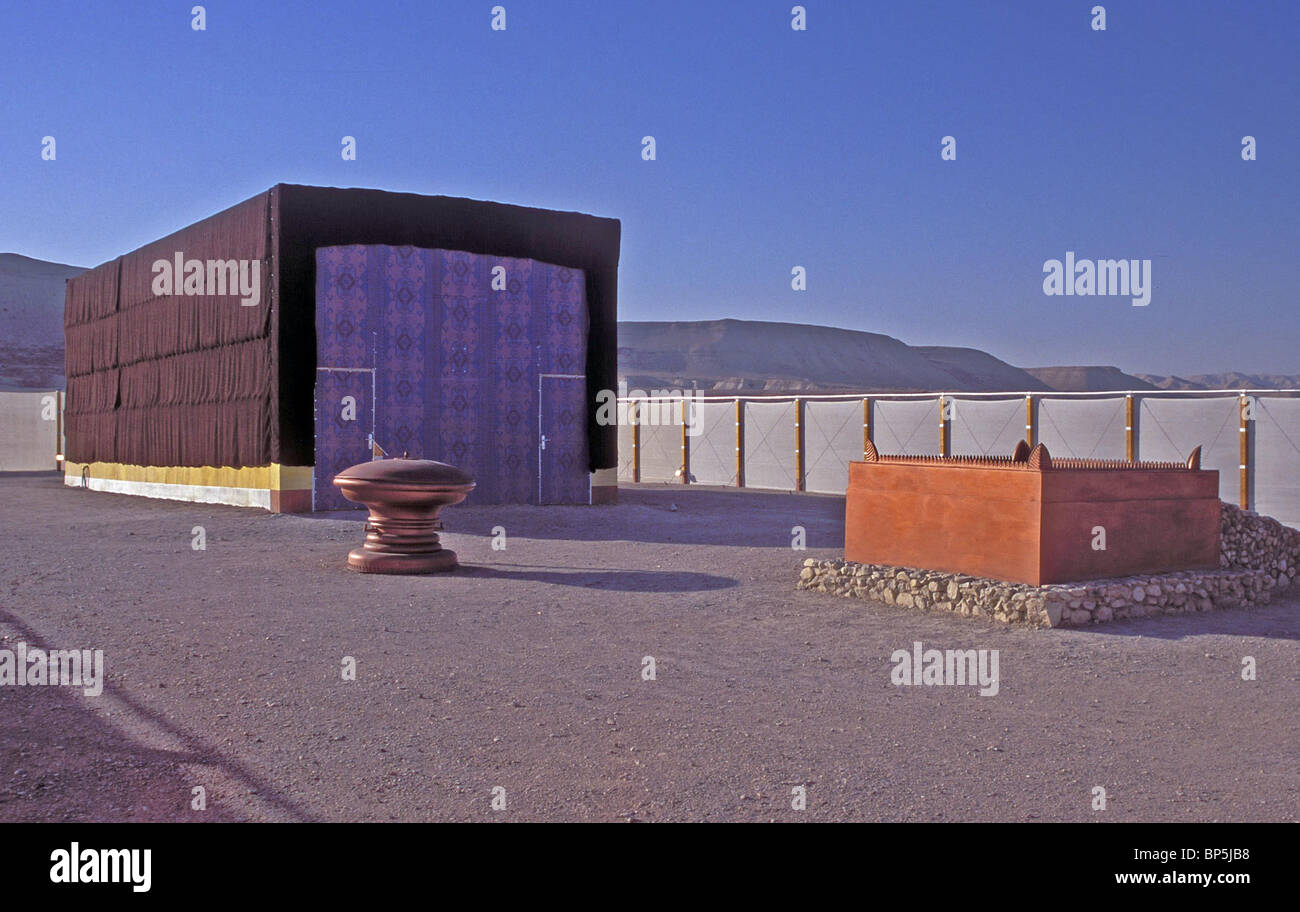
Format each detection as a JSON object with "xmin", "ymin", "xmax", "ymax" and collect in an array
[{"xmin": 314, "ymin": 245, "xmax": 589, "ymax": 508}]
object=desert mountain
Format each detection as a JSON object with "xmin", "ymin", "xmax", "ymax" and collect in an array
[
  {"xmin": 1136, "ymin": 372, "xmax": 1300, "ymax": 390},
  {"xmin": 0, "ymin": 253, "xmax": 85, "ymax": 390},
  {"xmin": 915, "ymin": 346, "xmax": 1054, "ymax": 392},
  {"xmin": 1021, "ymin": 365, "xmax": 1157, "ymax": 392},
  {"xmin": 618, "ymin": 319, "xmax": 1051, "ymax": 394}
]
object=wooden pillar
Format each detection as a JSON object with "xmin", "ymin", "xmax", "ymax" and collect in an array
[
  {"xmin": 56, "ymin": 390, "xmax": 64, "ymax": 463},
  {"xmin": 794, "ymin": 398, "xmax": 806, "ymax": 491},
  {"xmin": 863, "ymin": 397, "xmax": 872, "ymax": 458},
  {"xmin": 939, "ymin": 396, "xmax": 951, "ymax": 457},
  {"xmin": 680, "ymin": 398, "xmax": 690, "ymax": 484},
  {"xmin": 735, "ymin": 398, "xmax": 745, "ymax": 487},
  {"xmin": 1239, "ymin": 394, "xmax": 1252, "ymax": 510},
  {"xmin": 1125, "ymin": 395, "xmax": 1137, "ymax": 462},
  {"xmin": 631, "ymin": 399, "xmax": 641, "ymax": 483},
  {"xmin": 1024, "ymin": 395, "xmax": 1036, "ymax": 448}
]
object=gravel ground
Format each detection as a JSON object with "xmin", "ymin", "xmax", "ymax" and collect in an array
[{"xmin": 1, "ymin": 473, "xmax": 1296, "ymax": 822}]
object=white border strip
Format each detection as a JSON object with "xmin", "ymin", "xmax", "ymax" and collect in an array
[{"xmin": 64, "ymin": 474, "xmax": 271, "ymax": 509}]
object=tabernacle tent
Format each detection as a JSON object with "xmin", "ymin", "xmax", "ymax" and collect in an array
[{"xmin": 63, "ymin": 184, "xmax": 621, "ymax": 510}]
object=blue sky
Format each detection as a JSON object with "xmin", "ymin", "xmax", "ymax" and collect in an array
[{"xmin": 2, "ymin": 1, "xmax": 1296, "ymax": 375}]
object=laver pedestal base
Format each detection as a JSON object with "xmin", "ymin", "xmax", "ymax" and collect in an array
[
  {"xmin": 332, "ymin": 457, "xmax": 476, "ymax": 576},
  {"xmin": 347, "ymin": 547, "xmax": 459, "ymax": 574}
]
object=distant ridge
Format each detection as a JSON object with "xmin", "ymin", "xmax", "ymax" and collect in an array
[
  {"xmin": 915, "ymin": 346, "xmax": 1053, "ymax": 392},
  {"xmin": 618, "ymin": 319, "xmax": 1050, "ymax": 393},
  {"xmin": 619, "ymin": 320, "xmax": 1296, "ymax": 394},
  {"xmin": 1136, "ymin": 372, "xmax": 1300, "ymax": 391},
  {"xmin": 0, "ymin": 252, "xmax": 86, "ymax": 390},
  {"xmin": 1022, "ymin": 365, "xmax": 1157, "ymax": 392}
]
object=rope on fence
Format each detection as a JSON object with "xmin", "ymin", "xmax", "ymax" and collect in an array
[
  {"xmin": 694, "ymin": 402, "xmax": 738, "ymax": 485},
  {"xmin": 1139, "ymin": 399, "xmax": 1236, "ymax": 461},
  {"xmin": 744, "ymin": 400, "xmax": 798, "ymax": 489},
  {"xmin": 1258, "ymin": 399, "xmax": 1300, "ymax": 457},
  {"xmin": 1038, "ymin": 398, "xmax": 1124, "ymax": 459},
  {"xmin": 875, "ymin": 401, "xmax": 937, "ymax": 455},
  {"xmin": 803, "ymin": 401, "xmax": 861, "ymax": 478},
  {"xmin": 952, "ymin": 398, "xmax": 1022, "ymax": 455}
]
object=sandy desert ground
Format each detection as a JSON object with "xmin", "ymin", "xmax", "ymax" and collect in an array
[{"xmin": 0, "ymin": 473, "xmax": 1296, "ymax": 822}]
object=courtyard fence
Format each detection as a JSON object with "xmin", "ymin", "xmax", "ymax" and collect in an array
[
  {"xmin": 0, "ymin": 390, "xmax": 62, "ymax": 472},
  {"xmin": 616, "ymin": 390, "xmax": 1300, "ymax": 529}
]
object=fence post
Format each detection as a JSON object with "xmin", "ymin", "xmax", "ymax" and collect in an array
[
  {"xmin": 56, "ymin": 389, "xmax": 64, "ymax": 465},
  {"xmin": 680, "ymin": 398, "xmax": 690, "ymax": 484},
  {"xmin": 735, "ymin": 398, "xmax": 745, "ymax": 487},
  {"xmin": 863, "ymin": 397, "xmax": 872, "ymax": 458},
  {"xmin": 1024, "ymin": 394, "xmax": 1036, "ymax": 448},
  {"xmin": 1239, "ymin": 394, "xmax": 1252, "ymax": 510},
  {"xmin": 939, "ymin": 395, "xmax": 951, "ymax": 457},
  {"xmin": 1125, "ymin": 394, "xmax": 1137, "ymax": 462},
  {"xmin": 794, "ymin": 398, "xmax": 806, "ymax": 491},
  {"xmin": 631, "ymin": 399, "xmax": 641, "ymax": 483}
]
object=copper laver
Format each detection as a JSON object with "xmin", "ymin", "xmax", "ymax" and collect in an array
[{"xmin": 332, "ymin": 456, "xmax": 476, "ymax": 574}]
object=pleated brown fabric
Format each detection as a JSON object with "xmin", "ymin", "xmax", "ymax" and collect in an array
[{"xmin": 64, "ymin": 193, "xmax": 274, "ymax": 468}]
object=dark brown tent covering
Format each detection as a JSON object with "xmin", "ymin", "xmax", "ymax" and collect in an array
[{"xmin": 64, "ymin": 184, "xmax": 621, "ymax": 471}]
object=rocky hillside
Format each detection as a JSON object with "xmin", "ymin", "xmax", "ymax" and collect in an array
[
  {"xmin": 0, "ymin": 252, "xmax": 85, "ymax": 390},
  {"xmin": 619, "ymin": 319, "xmax": 1052, "ymax": 393},
  {"xmin": 1021, "ymin": 365, "xmax": 1157, "ymax": 392}
]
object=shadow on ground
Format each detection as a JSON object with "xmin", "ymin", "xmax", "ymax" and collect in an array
[
  {"xmin": 1074, "ymin": 587, "xmax": 1300, "ymax": 642},
  {"xmin": 305, "ymin": 484, "xmax": 846, "ymax": 550},
  {"xmin": 456, "ymin": 563, "xmax": 738, "ymax": 592},
  {"xmin": 0, "ymin": 610, "xmax": 318, "ymax": 822}
]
